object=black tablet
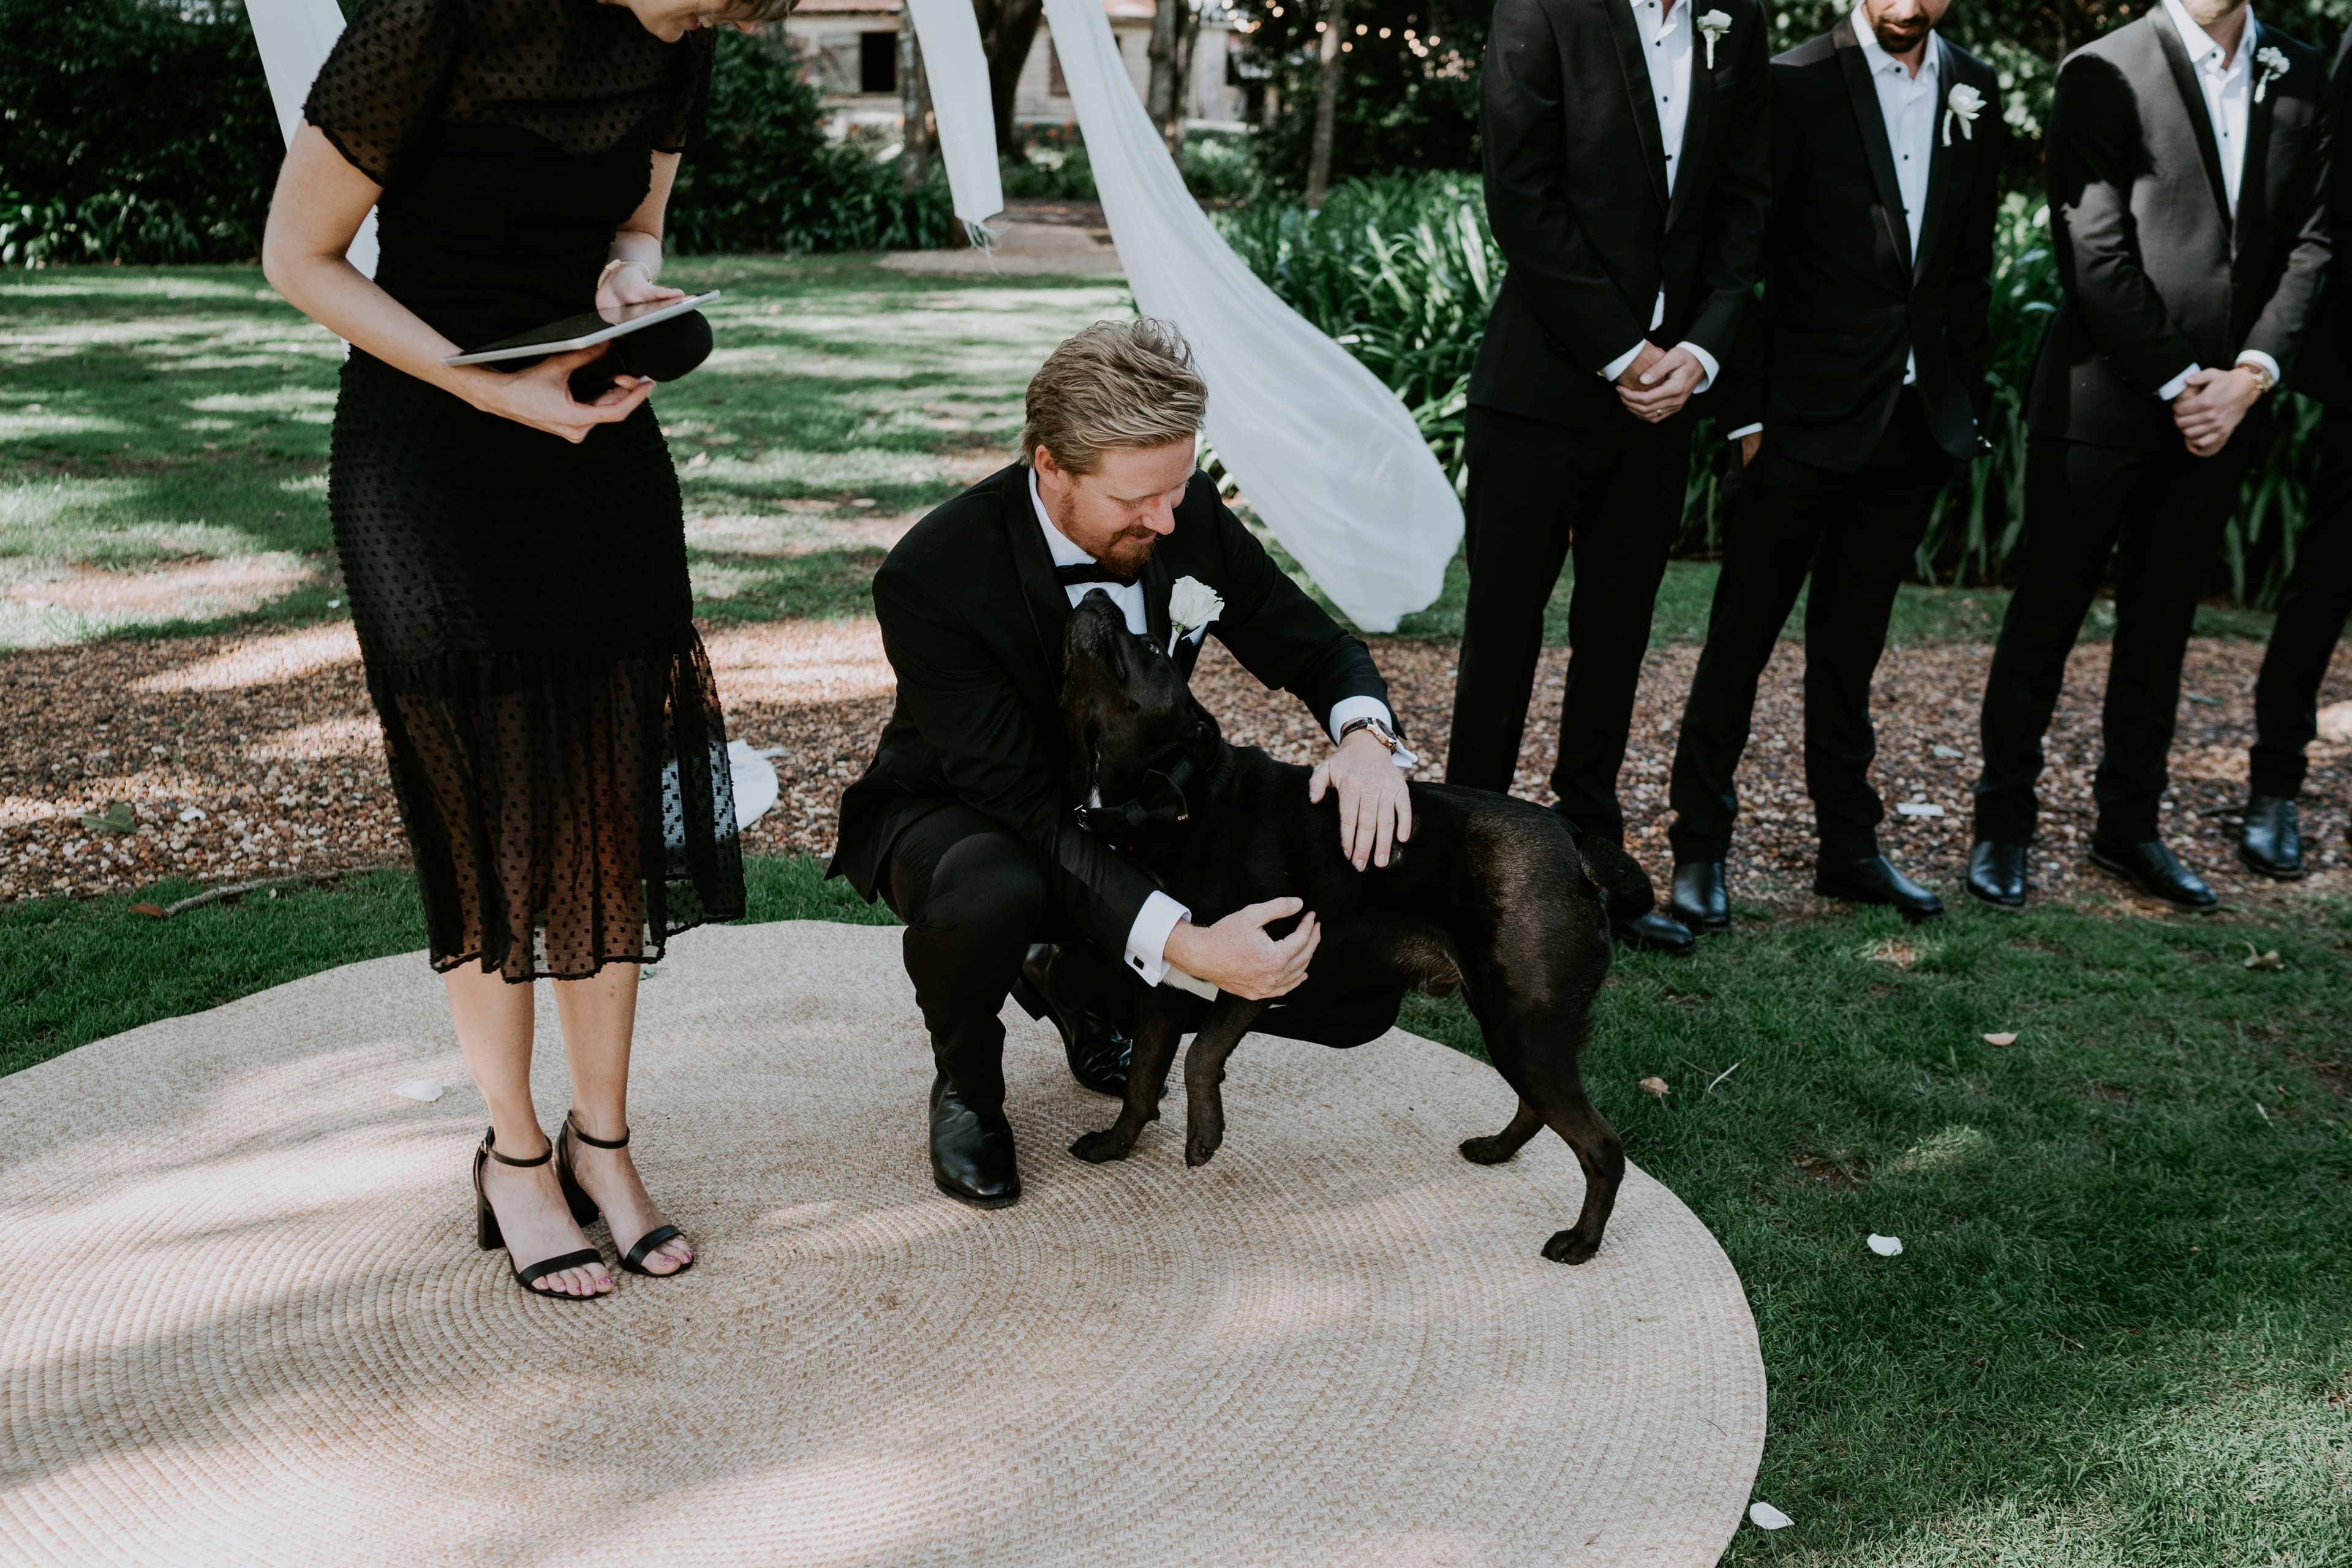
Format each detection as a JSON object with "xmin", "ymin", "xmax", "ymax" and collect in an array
[{"xmin": 440, "ymin": 290, "xmax": 722, "ymax": 366}]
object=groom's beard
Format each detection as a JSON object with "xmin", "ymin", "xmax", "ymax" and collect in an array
[
  {"xmin": 1869, "ymin": 13, "xmax": 1934, "ymax": 53},
  {"xmin": 1099, "ymin": 527, "xmax": 1159, "ymax": 578}
]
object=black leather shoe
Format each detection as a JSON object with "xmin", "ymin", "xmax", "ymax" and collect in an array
[
  {"xmin": 2087, "ymin": 834, "xmax": 2218, "ymax": 912},
  {"xmin": 1669, "ymin": 862, "xmax": 1730, "ymax": 933},
  {"xmin": 929, "ymin": 1073, "xmax": 1021, "ymax": 1208},
  {"xmin": 1815, "ymin": 853, "xmax": 1944, "ymax": 923},
  {"xmin": 1966, "ymin": 840, "xmax": 2028, "ymax": 910},
  {"xmin": 1011, "ymin": 944, "xmax": 1131, "ymax": 1098},
  {"xmin": 1611, "ymin": 902, "xmax": 1697, "ymax": 956},
  {"xmin": 2239, "ymin": 794, "xmax": 2306, "ymax": 880}
]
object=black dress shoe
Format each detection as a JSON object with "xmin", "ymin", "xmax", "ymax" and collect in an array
[
  {"xmin": 1669, "ymin": 862, "xmax": 1730, "ymax": 933},
  {"xmin": 2087, "ymin": 834, "xmax": 2218, "ymax": 911},
  {"xmin": 1611, "ymin": 905, "xmax": 1697, "ymax": 956},
  {"xmin": 2239, "ymin": 794, "xmax": 2306, "ymax": 880},
  {"xmin": 1011, "ymin": 944, "xmax": 1131, "ymax": 1098},
  {"xmin": 1815, "ymin": 853, "xmax": 1944, "ymax": 923},
  {"xmin": 1966, "ymin": 840, "xmax": 2027, "ymax": 910},
  {"xmin": 929, "ymin": 1073, "xmax": 1021, "ymax": 1208}
]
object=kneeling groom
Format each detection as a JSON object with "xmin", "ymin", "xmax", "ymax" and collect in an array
[{"xmin": 827, "ymin": 320, "xmax": 1414, "ymax": 1208}]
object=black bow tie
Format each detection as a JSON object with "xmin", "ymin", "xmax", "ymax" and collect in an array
[{"xmin": 1054, "ymin": 562, "xmax": 1136, "ymax": 589}]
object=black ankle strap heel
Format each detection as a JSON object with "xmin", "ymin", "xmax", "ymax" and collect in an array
[
  {"xmin": 556, "ymin": 1111, "xmax": 693, "ymax": 1278},
  {"xmin": 473, "ymin": 1126, "xmax": 607, "ymax": 1300}
]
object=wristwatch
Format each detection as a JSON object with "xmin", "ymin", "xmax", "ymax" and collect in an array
[
  {"xmin": 2241, "ymin": 360, "xmax": 2278, "ymax": 398},
  {"xmin": 1338, "ymin": 715, "xmax": 1418, "ymax": 767}
]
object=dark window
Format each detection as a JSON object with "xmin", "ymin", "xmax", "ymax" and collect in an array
[{"xmin": 860, "ymin": 31, "xmax": 897, "ymax": 94}]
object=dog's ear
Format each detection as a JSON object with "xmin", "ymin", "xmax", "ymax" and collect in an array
[{"xmin": 1101, "ymin": 629, "xmax": 1130, "ymax": 689}]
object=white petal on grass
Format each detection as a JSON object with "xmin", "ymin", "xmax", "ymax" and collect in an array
[
  {"xmin": 1867, "ymin": 1233, "xmax": 1904, "ymax": 1257},
  {"xmin": 1748, "ymin": 1501, "xmax": 1794, "ymax": 1530},
  {"xmin": 1983, "ymin": 1031, "xmax": 2017, "ymax": 1046},
  {"xmin": 393, "ymin": 1078, "xmax": 443, "ymax": 1102}
]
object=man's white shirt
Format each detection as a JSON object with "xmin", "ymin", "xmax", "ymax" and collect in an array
[
  {"xmin": 1855, "ymin": 7, "xmax": 1942, "ymax": 385},
  {"xmin": 1596, "ymin": 0, "xmax": 1722, "ymax": 394},
  {"xmin": 2152, "ymin": 0, "xmax": 2282, "ymax": 399},
  {"xmin": 1028, "ymin": 469, "xmax": 1396, "ymax": 987}
]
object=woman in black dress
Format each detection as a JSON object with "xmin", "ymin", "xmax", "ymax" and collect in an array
[{"xmin": 263, "ymin": 0, "xmax": 778, "ymax": 1298}]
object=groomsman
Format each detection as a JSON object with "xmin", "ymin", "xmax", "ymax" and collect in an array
[
  {"xmin": 2239, "ymin": 28, "xmax": 2351, "ymax": 880},
  {"xmin": 1968, "ymin": 0, "xmax": 2329, "ymax": 911},
  {"xmin": 1665, "ymin": 0, "xmax": 2000, "ymax": 931},
  {"xmin": 1449, "ymin": 0, "xmax": 1771, "ymax": 953}
]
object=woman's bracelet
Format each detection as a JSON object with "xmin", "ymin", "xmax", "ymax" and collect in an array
[{"xmin": 596, "ymin": 257, "xmax": 654, "ymax": 293}]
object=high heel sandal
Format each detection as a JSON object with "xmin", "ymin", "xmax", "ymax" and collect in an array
[
  {"xmin": 555, "ymin": 1111, "xmax": 694, "ymax": 1278},
  {"xmin": 473, "ymin": 1127, "xmax": 609, "ymax": 1300}
]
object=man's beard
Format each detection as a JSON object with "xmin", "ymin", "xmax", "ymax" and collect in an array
[
  {"xmin": 1099, "ymin": 527, "xmax": 1159, "ymax": 578},
  {"xmin": 1871, "ymin": 13, "xmax": 1933, "ymax": 51}
]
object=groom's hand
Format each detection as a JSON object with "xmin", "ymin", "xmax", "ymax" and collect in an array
[
  {"xmin": 1310, "ymin": 729, "xmax": 1412, "ymax": 870},
  {"xmin": 1164, "ymin": 899, "xmax": 1321, "ymax": 1000}
]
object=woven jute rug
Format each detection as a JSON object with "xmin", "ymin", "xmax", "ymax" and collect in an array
[{"xmin": 0, "ymin": 921, "xmax": 1763, "ymax": 1566}]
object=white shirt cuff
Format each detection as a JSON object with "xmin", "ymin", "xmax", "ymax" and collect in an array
[
  {"xmin": 1600, "ymin": 342, "xmax": 1646, "ymax": 383},
  {"xmin": 1122, "ymin": 891, "xmax": 1191, "ymax": 988},
  {"xmin": 1329, "ymin": 695, "xmax": 1414, "ymax": 767},
  {"xmin": 2236, "ymin": 350, "xmax": 2282, "ymax": 386},
  {"xmin": 2157, "ymin": 363, "xmax": 2202, "ymax": 401},
  {"xmin": 1678, "ymin": 341, "xmax": 1719, "ymax": 394},
  {"xmin": 1727, "ymin": 423, "xmax": 1762, "ymax": 440}
]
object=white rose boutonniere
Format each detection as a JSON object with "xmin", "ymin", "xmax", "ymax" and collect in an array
[
  {"xmin": 1697, "ymin": 9, "xmax": 1732, "ymax": 69},
  {"xmin": 1942, "ymin": 82, "xmax": 1984, "ymax": 147},
  {"xmin": 1167, "ymin": 575, "xmax": 1224, "ymax": 657},
  {"xmin": 2254, "ymin": 45, "xmax": 2290, "ymax": 104}
]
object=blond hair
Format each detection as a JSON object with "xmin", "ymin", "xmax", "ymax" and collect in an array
[{"xmin": 1019, "ymin": 318, "xmax": 1208, "ymax": 474}]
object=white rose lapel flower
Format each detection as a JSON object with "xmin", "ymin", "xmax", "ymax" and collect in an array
[
  {"xmin": 1167, "ymin": 576, "xmax": 1224, "ymax": 657},
  {"xmin": 1942, "ymin": 82, "xmax": 1984, "ymax": 147},
  {"xmin": 2254, "ymin": 45, "xmax": 2290, "ymax": 104},
  {"xmin": 1696, "ymin": 9, "xmax": 1732, "ymax": 69}
]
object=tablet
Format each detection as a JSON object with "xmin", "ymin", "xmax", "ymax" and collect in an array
[{"xmin": 440, "ymin": 290, "xmax": 723, "ymax": 366}]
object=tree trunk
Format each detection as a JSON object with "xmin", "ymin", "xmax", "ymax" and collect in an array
[
  {"xmin": 971, "ymin": 0, "xmax": 1046, "ymax": 160},
  {"xmin": 899, "ymin": 10, "xmax": 934, "ymax": 192},
  {"xmin": 1305, "ymin": 0, "xmax": 1346, "ymax": 207},
  {"xmin": 1146, "ymin": 0, "xmax": 1197, "ymax": 153}
]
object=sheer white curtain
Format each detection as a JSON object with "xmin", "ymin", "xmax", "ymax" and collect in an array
[{"xmin": 246, "ymin": 0, "xmax": 378, "ymax": 276}]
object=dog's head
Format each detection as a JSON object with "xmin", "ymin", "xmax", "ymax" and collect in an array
[{"xmin": 1061, "ymin": 590, "xmax": 1220, "ymax": 829}]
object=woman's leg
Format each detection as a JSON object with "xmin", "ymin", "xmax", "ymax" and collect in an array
[
  {"xmin": 445, "ymin": 967, "xmax": 612, "ymax": 1297},
  {"xmin": 553, "ymin": 964, "xmax": 693, "ymax": 1275}
]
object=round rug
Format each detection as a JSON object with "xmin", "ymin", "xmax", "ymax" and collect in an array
[{"xmin": 0, "ymin": 921, "xmax": 1763, "ymax": 1566}]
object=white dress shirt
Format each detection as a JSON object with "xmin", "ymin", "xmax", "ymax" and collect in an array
[
  {"xmin": 2153, "ymin": 0, "xmax": 2282, "ymax": 398},
  {"xmin": 1854, "ymin": 8, "xmax": 1942, "ymax": 384},
  {"xmin": 1028, "ymin": 469, "xmax": 1397, "ymax": 989},
  {"xmin": 1597, "ymin": 0, "xmax": 1722, "ymax": 394}
]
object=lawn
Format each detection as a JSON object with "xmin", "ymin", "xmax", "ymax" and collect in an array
[{"xmin": 4, "ymin": 257, "xmax": 2346, "ymax": 1562}]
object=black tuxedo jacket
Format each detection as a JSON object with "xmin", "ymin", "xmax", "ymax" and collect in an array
[
  {"xmin": 1466, "ymin": 0, "xmax": 1772, "ymax": 430},
  {"xmin": 2029, "ymin": 10, "xmax": 2330, "ymax": 450},
  {"xmin": 2309, "ymin": 28, "xmax": 2351, "ymax": 402},
  {"xmin": 827, "ymin": 464, "xmax": 1390, "ymax": 959},
  {"xmin": 1719, "ymin": 23, "xmax": 2001, "ymax": 470}
]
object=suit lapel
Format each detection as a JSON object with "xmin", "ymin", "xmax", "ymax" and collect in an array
[
  {"xmin": 2234, "ymin": 17, "xmax": 2274, "ymax": 257},
  {"xmin": 1664, "ymin": 14, "xmax": 1714, "ymax": 234},
  {"xmin": 1141, "ymin": 552, "xmax": 1174, "ymax": 658},
  {"xmin": 2152, "ymin": 10, "xmax": 2235, "ymax": 235},
  {"xmin": 1604, "ymin": 0, "xmax": 1671, "ymax": 214},
  {"xmin": 1003, "ymin": 475, "xmax": 1072, "ymax": 694},
  {"xmin": 1833, "ymin": 17, "xmax": 1915, "ymax": 274},
  {"xmin": 1915, "ymin": 42, "xmax": 1967, "ymax": 276}
]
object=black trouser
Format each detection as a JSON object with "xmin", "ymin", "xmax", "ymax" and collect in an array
[
  {"xmin": 1668, "ymin": 392, "xmax": 1950, "ymax": 864},
  {"xmin": 1446, "ymin": 404, "xmax": 1692, "ymax": 842},
  {"xmin": 883, "ymin": 804, "xmax": 1401, "ymax": 1110},
  {"xmin": 1973, "ymin": 429, "xmax": 2260, "ymax": 846},
  {"xmin": 2250, "ymin": 403, "xmax": 2352, "ymax": 799}
]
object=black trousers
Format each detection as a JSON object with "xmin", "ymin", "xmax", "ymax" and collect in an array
[
  {"xmin": 1973, "ymin": 429, "xmax": 2260, "ymax": 845},
  {"xmin": 883, "ymin": 804, "xmax": 1401, "ymax": 1110},
  {"xmin": 1668, "ymin": 393, "xmax": 1950, "ymax": 864},
  {"xmin": 1446, "ymin": 404, "xmax": 1693, "ymax": 842},
  {"xmin": 2250, "ymin": 402, "xmax": 2352, "ymax": 799}
]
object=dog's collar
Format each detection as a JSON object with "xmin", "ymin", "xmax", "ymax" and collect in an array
[{"xmin": 1074, "ymin": 745, "xmax": 1198, "ymax": 842}]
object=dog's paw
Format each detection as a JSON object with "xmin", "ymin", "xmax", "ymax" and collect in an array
[
  {"xmin": 1183, "ymin": 1130, "xmax": 1222, "ymax": 1168},
  {"xmin": 1459, "ymin": 1134, "xmax": 1518, "ymax": 1166},
  {"xmin": 1540, "ymin": 1227, "xmax": 1602, "ymax": 1266},
  {"xmin": 1069, "ymin": 1128, "xmax": 1133, "ymax": 1164}
]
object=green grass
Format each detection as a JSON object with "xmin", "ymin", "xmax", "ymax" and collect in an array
[{"xmin": 6, "ymin": 864, "xmax": 2346, "ymax": 1559}]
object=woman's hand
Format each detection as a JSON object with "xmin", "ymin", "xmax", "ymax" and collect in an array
[
  {"xmin": 594, "ymin": 260, "xmax": 685, "ymax": 315},
  {"xmin": 467, "ymin": 346, "xmax": 654, "ymax": 443}
]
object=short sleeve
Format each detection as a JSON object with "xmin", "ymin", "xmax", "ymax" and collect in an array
[
  {"xmin": 301, "ymin": 0, "xmax": 466, "ymax": 186},
  {"xmin": 654, "ymin": 29, "xmax": 718, "ymax": 154}
]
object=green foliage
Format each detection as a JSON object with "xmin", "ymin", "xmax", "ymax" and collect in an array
[
  {"xmin": 1001, "ymin": 126, "xmax": 1099, "ymax": 200},
  {"xmin": 1228, "ymin": 0, "xmax": 1485, "ymax": 195},
  {"xmin": 0, "ymin": 0, "xmax": 282, "ymax": 265},
  {"xmin": 667, "ymin": 32, "xmax": 957, "ymax": 255}
]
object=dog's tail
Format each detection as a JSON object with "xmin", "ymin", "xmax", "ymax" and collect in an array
[{"xmin": 1555, "ymin": 817, "xmax": 1653, "ymax": 919}]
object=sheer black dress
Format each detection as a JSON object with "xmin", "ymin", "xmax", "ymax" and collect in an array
[{"xmin": 306, "ymin": 0, "xmax": 743, "ymax": 981}]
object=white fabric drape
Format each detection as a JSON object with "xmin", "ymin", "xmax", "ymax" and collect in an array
[
  {"xmin": 903, "ymin": 0, "xmax": 1006, "ymax": 228},
  {"xmin": 245, "ymin": 0, "xmax": 379, "ymax": 276},
  {"xmin": 1024, "ymin": 0, "xmax": 1462, "ymax": 631}
]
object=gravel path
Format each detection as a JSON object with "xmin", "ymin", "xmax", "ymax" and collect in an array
[{"xmin": 7, "ymin": 619, "xmax": 2348, "ymax": 914}]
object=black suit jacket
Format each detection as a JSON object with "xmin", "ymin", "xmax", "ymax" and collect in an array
[
  {"xmin": 2308, "ymin": 28, "xmax": 2351, "ymax": 401},
  {"xmin": 2029, "ymin": 10, "xmax": 2330, "ymax": 449},
  {"xmin": 827, "ymin": 464, "xmax": 1390, "ymax": 960},
  {"xmin": 1719, "ymin": 23, "xmax": 2001, "ymax": 470},
  {"xmin": 1467, "ymin": 0, "xmax": 1772, "ymax": 429}
]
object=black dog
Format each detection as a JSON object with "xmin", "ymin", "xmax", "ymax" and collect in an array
[{"xmin": 1058, "ymin": 592, "xmax": 1627, "ymax": 1264}]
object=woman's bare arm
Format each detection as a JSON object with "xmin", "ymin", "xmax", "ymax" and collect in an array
[{"xmin": 261, "ymin": 123, "xmax": 652, "ymax": 443}]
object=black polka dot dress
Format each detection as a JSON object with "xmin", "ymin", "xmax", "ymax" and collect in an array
[{"xmin": 306, "ymin": 0, "xmax": 742, "ymax": 982}]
